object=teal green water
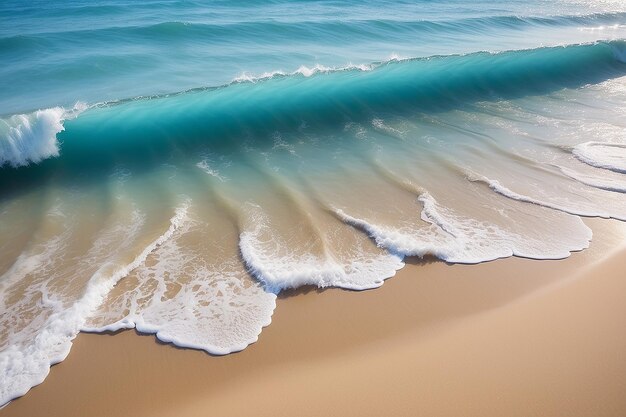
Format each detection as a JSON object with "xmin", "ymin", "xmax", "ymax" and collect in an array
[
  {"xmin": 1, "ymin": 0, "xmax": 626, "ymax": 113},
  {"xmin": 1, "ymin": 0, "xmax": 626, "ymax": 407}
]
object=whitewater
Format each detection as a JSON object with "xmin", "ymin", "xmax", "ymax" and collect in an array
[{"xmin": 2, "ymin": 0, "xmax": 626, "ymax": 406}]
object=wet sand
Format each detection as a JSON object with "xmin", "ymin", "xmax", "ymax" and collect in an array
[{"xmin": 4, "ymin": 218, "xmax": 626, "ymax": 417}]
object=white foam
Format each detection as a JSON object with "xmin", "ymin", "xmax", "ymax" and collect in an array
[
  {"xmin": 0, "ymin": 203, "xmax": 187, "ymax": 406},
  {"xmin": 228, "ymin": 41, "xmax": 626, "ymax": 86},
  {"xmin": 231, "ymin": 62, "xmax": 373, "ymax": 84},
  {"xmin": 238, "ymin": 205, "xmax": 404, "ymax": 292},
  {"xmin": 0, "ymin": 103, "xmax": 86, "ymax": 168},
  {"xmin": 466, "ymin": 170, "xmax": 626, "ymax": 221},
  {"xmin": 372, "ymin": 118, "xmax": 405, "ymax": 138},
  {"xmin": 196, "ymin": 159, "xmax": 227, "ymax": 181},
  {"xmin": 573, "ymin": 141, "xmax": 626, "ymax": 174},
  {"xmin": 557, "ymin": 165, "xmax": 626, "ymax": 193},
  {"xmin": 333, "ymin": 206, "xmax": 457, "ymax": 260},
  {"xmin": 334, "ymin": 191, "xmax": 591, "ymax": 264},
  {"xmin": 233, "ymin": 70, "xmax": 286, "ymax": 83},
  {"xmin": 387, "ymin": 52, "xmax": 407, "ymax": 61},
  {"xmin": 83, "ymin": 206, "xmax": 276, "ymax": 356},
  {"xmin": 294, "ymin": 63, "xmax": 372, "ymax": 77}
]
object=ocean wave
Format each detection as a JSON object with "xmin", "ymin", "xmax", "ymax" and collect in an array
[
  {"xmin": 0, "ymin": 103, "xmax": 85, "ymax": 168},
  {"xmin": 1, "ymin": 41, "xmax": 625, "ymax": 177},
  {"xmin": 1, "ymin": 44, "xmax": 625, "ymax": 409},
  {"xmin": 3, "ymin": 0, "xmax": 626, "ymax": 410},
  {"xmin": 3, "ymin": 12, "xmax": 626, "ymax": 50}
]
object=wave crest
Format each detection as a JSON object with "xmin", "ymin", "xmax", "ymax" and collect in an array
[{"xmin": 0, "ymin": 104, "xmax": 86, "ymax": 168}]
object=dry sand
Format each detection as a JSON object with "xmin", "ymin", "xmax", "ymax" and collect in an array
[{"xmin": 3, "ymin": 218, "xmax": 626, "ymax": 417}]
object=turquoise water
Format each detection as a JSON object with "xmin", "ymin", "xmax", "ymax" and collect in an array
[
  {"xmin": 2, "ymin": 0, "xmax": 626, "ymax": 113},
  {"xmin": 2, "ymin": 0, "xmax": 626, "ymax": 406}
]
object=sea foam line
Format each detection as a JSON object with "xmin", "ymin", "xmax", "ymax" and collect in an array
[
  {"xmin": 556, "ymin": 165, "xmax": 626, "ymax": 193},
  {"xmin": 0, "ymin": 202, "xmax": 189, "ymax": 406},
  {"xmin": 238, "ymin": 205, "xmax": 404, "ymax": 292},
  {"xmin": 465, "ymin": 170, "xmax": 626, "ymax": 221},
  {"xmin": 232, "ymin": 62, "xmax": 374, "ymax": 83},
  {"xmin": 572, "ymin": 141, "xmax": 626, "ymax": 174}
]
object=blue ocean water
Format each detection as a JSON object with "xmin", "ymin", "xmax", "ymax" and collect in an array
[
  {"xmin": 1, "ymin": 0, "xmax": 626, "ymax": 113},
  {"xmin": 1, "ymin": 0, "xmax": 626, "ymax": 406}
]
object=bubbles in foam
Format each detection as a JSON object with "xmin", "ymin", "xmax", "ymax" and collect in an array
[
  {"xmin": 466, "ymin": 170, "xmax": 626, "ymax": 221},
  {"xmin": 2, "ymin": 35, "xmax": 626, "ymax": 409},
  {"xmin": 233, "ymin": 70, "xmax": 286, "ymax": 83},
  {"xmin": 231, "ymin": 62, "xmax": 374, "ymax": 84},
  {"xmin": 573, "ymin": 141, "xmax": 626, "ymax": 174},
  {"xmin": 0, "ymin": 201, "xmax": 186, "ymax": 405},
  {"xmin": 0, "ymin": 103, "xmax": 86, "ymax": 168},
  {"xmin": 335, "ymin": 190, "xmax": 592, "ymax": 264},
  {"xmin": 197, "ymin": 159, "xmax": 228, "ymax": 182},
  {"xmin": 557, "ymin": 165, "xmax": 626, "ymax": 193},
  {"xmin": 372, "ymin": 118, "xmax": 406, "ymax": 139},
  {"xmin": 84, "ymin": 205, "xmax": 276, "ymax": 355},
  {"xmin": 239, "ymin": 204, "xmax": 404, "ymax": 292}
]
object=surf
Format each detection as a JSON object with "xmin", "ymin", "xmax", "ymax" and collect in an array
[
  {"xmin": 2, "ymin": 1, "xmax": 626, "ymax": 409},
  {"xmin": 1, "ymin": 40, "xmax": 625, "ymax": 180}
]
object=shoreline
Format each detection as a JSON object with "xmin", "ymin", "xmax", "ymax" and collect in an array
[{"xmin": 4, "ymin": 218, "xmax": 626, "ymax": 417}]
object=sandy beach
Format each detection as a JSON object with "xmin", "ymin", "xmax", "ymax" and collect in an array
[
  {"xmin": 2, "ymin": 218, "xmax": 625, "ymax": 417},
  {"xmin": 3, "ymin": 2, "xmax": 626, "ymax": 416}
]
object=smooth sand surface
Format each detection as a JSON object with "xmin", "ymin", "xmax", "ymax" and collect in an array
[{"xmin": 4, "ymin": 218, "xmax": 626, "ymax": 417}]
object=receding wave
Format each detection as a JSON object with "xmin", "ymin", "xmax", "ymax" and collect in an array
[
  {"xmin": 573, "ymin": 141, "xmax": 626, "ymax": 174},
  {"xmin": 2, "ymin": 37, "xmax": 626, "ymax": 409},
  {"xmin": 0, "ymin": 201, "xmax": 199, "ymax": 403}
]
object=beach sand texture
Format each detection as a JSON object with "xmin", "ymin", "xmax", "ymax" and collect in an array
[
  {"xmin": 4, "ymin": 219, "xmax": 626, "ymax": 417},
  {"xmin": 3, "ymin": 3, "xmax": 626, "ymax": 413}
]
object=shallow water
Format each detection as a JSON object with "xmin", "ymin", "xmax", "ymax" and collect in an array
[{"xmin": 1, "ymin": 0, "xmax": 626, "ymax": 405}]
